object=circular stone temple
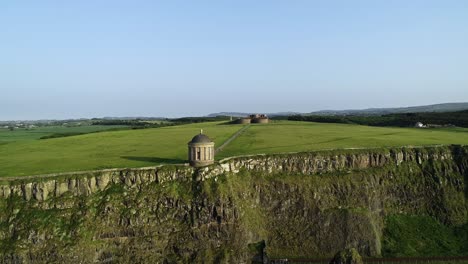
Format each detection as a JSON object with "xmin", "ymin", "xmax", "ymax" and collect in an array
[{"xmin": 188, "ymin": 130, "xmax": 215, "ymax": 167}]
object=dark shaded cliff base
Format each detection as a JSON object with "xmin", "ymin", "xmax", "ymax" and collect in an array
[{"xmin": 0, "ymin": 145, "xmax": 467, "ymax": 263}]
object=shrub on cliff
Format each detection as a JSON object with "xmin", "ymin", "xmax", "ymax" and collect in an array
[
  {"xmin": 329, "ymin": 248, "xmax": 363, "ymax": 264},
  {"xmin": 382, "ymin": 214, "xmax": 468, "ymax": 257}
]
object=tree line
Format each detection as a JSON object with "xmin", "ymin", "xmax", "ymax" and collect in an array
[{"xmin": 287, "ymin": 110, "xmax": 468, "ymax": 128}]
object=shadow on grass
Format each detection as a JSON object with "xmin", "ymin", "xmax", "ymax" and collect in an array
[{"xmin": 121, "ymin": 156, "xmax": 185, "ymax": 164}]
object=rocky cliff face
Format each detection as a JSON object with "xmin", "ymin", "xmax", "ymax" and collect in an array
[{"xmin": 0, "ymin": 146, "xmax": 467, "ymax": 263}]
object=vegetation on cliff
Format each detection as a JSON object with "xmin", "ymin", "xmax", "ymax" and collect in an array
[
  {"xmin": 383, "ymin": 215, "xmax": 468, "ymax": 257},
  {"xmin": 0, "ymin": 146, "xmax": 466, "ymax": 263}
]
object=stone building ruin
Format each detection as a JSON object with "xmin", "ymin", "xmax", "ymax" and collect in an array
[{"xmin": 233, "ymin": 114, "xmax": 269, "ymax": 124}]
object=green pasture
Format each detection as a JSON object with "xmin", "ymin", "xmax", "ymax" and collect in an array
[
  {"xmin": 217, "ymin": 121, "xmax": 468, "ymax": 158},
  {"xmin": 0, "ymin": 122, "xmax": 238, "ymax": 177},
  {"xmin": 0, "ymin": 125, "xmax": 126, "ymax": 143},
  {"xmin": 1, "ymin": 120, "xmax": 468, "ymax": 177}
]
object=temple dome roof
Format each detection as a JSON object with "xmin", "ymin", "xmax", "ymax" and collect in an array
[{"xmin": 190, "ymin": 133, "xmax": 212, "ymax": 144}]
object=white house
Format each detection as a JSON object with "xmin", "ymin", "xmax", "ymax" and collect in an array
[{"xmin": 415, "ymin": 122, "xmax": 425, "ymax": 128}]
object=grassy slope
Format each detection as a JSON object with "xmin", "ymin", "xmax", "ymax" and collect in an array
[
  {"xmin": 0, "ymin": 122, "xmax": 239, "ymax": 177},
  {"xmin": 217, "ymin": 121, "xmax": 468, "ymax": 158},
  {"xmin": 1, "ymin": 120, "xmax": 468, "ymax": 177}
]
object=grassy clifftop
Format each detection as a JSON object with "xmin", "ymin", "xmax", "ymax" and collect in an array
[{"xmin": 2, "ymin": 121, "xmax": 468, "ymax": 177}]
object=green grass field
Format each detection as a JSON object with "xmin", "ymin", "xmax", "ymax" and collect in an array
[
  {"xmin": 0, "ymin": 122, "xmax": 239, "ymax": 177},
  {"xmin": 1, "ymin": 120, "xmax": 468, "ymax": 177},
  {"xmin": 216, "ymin": 121, "xmax": 468, "ymax": 158}
]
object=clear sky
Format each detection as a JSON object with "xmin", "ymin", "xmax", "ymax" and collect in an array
[{"xmin": 1, "ymin": 1, "xmax": 468, "ymax": 120}]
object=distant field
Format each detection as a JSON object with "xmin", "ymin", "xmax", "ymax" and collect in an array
[
  {"xmin": 0, "ymin": 125, "xmax": 127, "ymax": 143},
  {"xmin": 1, "ymin": 120, "xmax": 468, "ymax": 177},
  {"xmin": 217, "ymin": 121, "xmax": 468, "ymax": 158}
]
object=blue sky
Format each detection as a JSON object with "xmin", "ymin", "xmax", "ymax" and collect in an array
[{"xmin": 1, "ymin": 0, "xmax": 468, "ymax": 120}]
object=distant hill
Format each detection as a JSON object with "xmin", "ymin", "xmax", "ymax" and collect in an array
[
  {"xmin": 207, "ymin": 103, "xmax": 468, "ymax": 118},
  {"xmin": 310, "ymin": 102, "xmax": 468, "ymax": 116},
  {"xmin": 206, "ymin": 112, "xmax": 300, "ymax": 117}
]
